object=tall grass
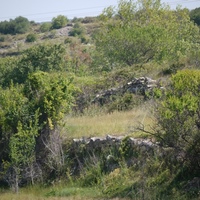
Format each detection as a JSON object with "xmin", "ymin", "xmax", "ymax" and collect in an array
[
  {"xmin": 63, "ymin": 104, "xmax": 154, "ymax": 139},
  {"xmin": 0, "ymin": 186, "xmax": 102, "ymax": 200}
]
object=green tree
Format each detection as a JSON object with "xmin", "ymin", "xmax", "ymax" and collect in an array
[
  {"xmin": 0, "ymin": 16, "xmax": 30, "ymax": 34},
  {"xmin": 0, "ymin": 84, "xmax": 29, "ymax": 162},
  {"xmin": 190, "ymin": 7, "xmax": 200, "ymax": 26},
  {"xmin": 155, "ymin": 69, "xmax": 200, "ymax": 172},
  {"xmin": 24, "ymin": 71, "xmax": 74, "ymax": 129},
  {"xmin": 0, "ymin": 72, "xmax": 75, "ymax": 190},
  {"xmin": 95, "ymin": 0, "xmax": 200, "ymax": 66},
  {"xmin": 8, "ymin": 114, "xmax": 39, "ymax": 192},
  {"xmin": 11, "ymin": 43, "xmax": 66, "ymax": 84},
  {"xmin": 51, "ymin": 15, "xmax": 68, "ymax": 29},
  {"xmin": 14, "ymin": 16, "xmax": 30, "ymax": 34},
  {"xmin": 0, "ymin": 20, "xmax": 15, "ymax": 34},
  {"xmin": 23, "ymin": 71, "xmax": 74, "ymax": 172}
]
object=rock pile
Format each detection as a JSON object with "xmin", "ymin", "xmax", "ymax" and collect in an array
[{"xmin": 92, "ymin": 76, "xmax": 160, "ymax": 105}]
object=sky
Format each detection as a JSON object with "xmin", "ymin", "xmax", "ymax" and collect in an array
[{"xmin": 0, "ymin": 0, "xmax": 200, "ymax": 22}]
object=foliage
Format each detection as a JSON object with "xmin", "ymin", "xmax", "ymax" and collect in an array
[
  {"xmin": 155, "ymin": 69, "xmax": 200, "ymax": 172},
  {"xmin": 95, "ymin": 0, "xmax": 200, "ymax": 66},
  {"xmin": 39, "ymin": 22, "xmax": 51, "ymax": 32},
  {"xmin": 69, "ymin": 23, "xmax": 85, "ymax": 36},
  {"xmin": 0, "ymin": 1, "xmax": 200, "ymax": 197},
  {"xmin": 26, "ymin": 33, "xmax": 37, "ymax": 43},
  {"xmin": 24, "ymin": 71, "xmax": 74, "ymax": 129},
  {"xmin": 0, "ymin": 35, "xmax": 5, "ymax": 42},
  {"xmin": 0, "ymin": 16, "xmax": 30, "ymax": 34},
  {"xmin": 12, "ymin": 43, "xmax": 67, "ymax": 84},
  {"xmin": 190, "ymin": 7, "xmax": 200, "ymax": 25},
  {"xmin": 107, "ymin": 93, "xmax": 144, "ymax": 113},
  {"xmin": 81, "ymin": 16, "xmax": 97, "ymax": 23},
  {"xmin": 0, "ymin": 57, "xmax": 19, "ymax": 87},
  {"xmin": 51, "ymin": 15, "xmax": 68, "ymax": 29},
  {"xmin": 14, "ymin": 16, "xmax": 31, "ymax": 34},
  {"xmin": 0, "ymin": 71, "xmax": 74, "ymax": 191}
]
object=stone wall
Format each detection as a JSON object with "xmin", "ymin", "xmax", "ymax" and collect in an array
[
  {"xmin": 66, "ymin": 135, "xmax": 160, "ymax": 175},
  {"xmin": 92, "ymin": 76, "xmax": 161, "ymax": 105}
]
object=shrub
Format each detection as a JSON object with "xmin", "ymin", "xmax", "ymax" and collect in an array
[
  {"xmin": 69, "ymin": 23, "xmax": 85, "ymax": 36},
  {"xmin": 26, "ymin": 33, "xmax": 37, "ymax": 42},
  {"xmin": 155, "ymin": 69, "xmax": 200, "ymax": 173},
  {"xmin": 64, "ymin": 37, "xmax": 72, "ymax": 44},
  {"xmin": 51, "ymin": 15, "xmax": 68, "ymax": 29},
  {"xmin": 0, "ymin": 16, "xmax": 30, "ymax": 34},
  {"xmin": 40, "ymin": 22, "xmax": 51, "ymax": 32},
  {"xmin": 0, "ymin": 35, "xmax": 5, "ymax": 42}
]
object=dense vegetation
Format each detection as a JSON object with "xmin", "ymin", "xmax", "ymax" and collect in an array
[
  {"xmin": 0, "ymin": 0, "xmax": 200, "ymax": 199},
  {"xmin": 0, "ymin": 16, "xmax": 31, "ymax": 35}
]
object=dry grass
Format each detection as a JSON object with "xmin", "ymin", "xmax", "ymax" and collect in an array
[
  {"xmin": 63, "ymin": 104, "xmax": 155, "ymax": 139},
  {"xmin": 0, "ymin": 186, "xmax": 127, "ymax": 200},
  {"xmin": 0, "ymin": 192, "xmax": 127, "ymax": 200},
  {"xmin": 0, "ymin": 193, "xmax": 93, "ymax": 200}
]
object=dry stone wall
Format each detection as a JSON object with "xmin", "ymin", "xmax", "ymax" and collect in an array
[
  {"xmin": 92, "ymin": 76, "xmax": 161, "ymax": 105},
  {"xmin": 67, "ymin": 135, "xmax": 160, "ymax": 175}
]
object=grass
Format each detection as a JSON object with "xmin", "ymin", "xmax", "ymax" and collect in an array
[
  {"xmin": 63, "ymin": 104, "xmax": 154, "ymax": 139},
  {"xmin": 0, "ymin": 185, "xmax": 129, "ymax": 200}
]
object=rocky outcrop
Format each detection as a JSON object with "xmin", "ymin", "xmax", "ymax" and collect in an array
[{"xmin": 92, "ymin": 77, "xmax": 161, "ymax": 105}]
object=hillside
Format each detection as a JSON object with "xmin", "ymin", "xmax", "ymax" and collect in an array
[{"xmin": 0, "ymin": 1, "xmax": 200, "ymax": 199}]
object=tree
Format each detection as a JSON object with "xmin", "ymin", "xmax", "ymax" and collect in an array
[
  {"xmin": 24, "ymin": 71, "xmax": 74, "ymax": 173},
  {"xmin": 51, "ymin": 15, "xmax": 68, "ymax": 29},
  {"xmin": 95, "ymin": 0, "xmax": 200, "ymax": 66},
  {"xmin": 0, "ymin": 71, "xmax": 75, "ymax": 190},
  {"xmin": 190, "ymin": 7, "xmax": 200, "ymax": 26},
  {"xmin": 0, "ymin": 84, "xmax": 38, "ymax": 192},
  {"xmin": 14, "ymin": 16, "xmax": 30, "ymax": 34},
  {"xmin": 11, "ymin": 43, "xmax": 66, "ymax": 84},
  {"xmin": 8, "ymin": 115, "xmax": 39, "ymax": 192},
  {"xmin": 155, "ymin": 69, "xmax": 200, "ymax": 172},
  {"xmin": 0, "ymin": 16, "xmax": 30, "ymax": 34}
]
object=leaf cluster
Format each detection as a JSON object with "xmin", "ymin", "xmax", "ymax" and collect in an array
[
  {"xmin": 0, "ymin": 43, "xmax": 75, "ymax": 189},
  {"xmin": 95, "ymin": 0, "xmax": 200, "ymax": 66},
  {"xmin": 0, "ymin": 16, "xmax": 30, "ymax": 35},
  {"xmin": 156, "ymin": 69, "xmax": 200, "ymax": 172}
]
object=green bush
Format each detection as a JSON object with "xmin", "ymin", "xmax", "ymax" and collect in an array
[
  {"xmin": 0, "ymin": 16, "xmax": 30, "ymax": 34},
  {"xmin": 107, "ymin": 93, "xmax": 144, "ymax": 113},
  {"xmin": 69, "ymin": 23, "xmax": 85, "ymax": 36},
  {"xmin": 190, "ymin": 7, "xmax": 200, "ymax": 25},
  {"xmin": 80, "ymin": 35, "xmax": 90, "ymax": 44},
  {"xmin": 51, "ymin": 15, "xmax": 68, "ymax": 29},
  {"xmin": 155, "ymin": 69, "xmax": 200, "ymax": 173},
  {"xmin": 0, "ymin": 35, "xmax": 5, "ymax": 42},
  {"xmin": 40, "ymin": 22, "xmax": 51, "ymax": 32},
  {"xmin": 26, "ymin": 33, "xmax": 37, "ymax": 42},
  {"xmin": 64, "ymin": 37, "xmax": 72, "ymax": 44},
  {"xmin": 79, "ymin": 163, "xmax": 102, "ymax": 187}
]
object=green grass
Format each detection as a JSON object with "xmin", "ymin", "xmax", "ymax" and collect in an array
[
  {"xmin": 63, "ymin": 106, "xmax": 153, "ymax": 138},
  {"xmin": 0, "ymin": 184, "xmax": 130, "ymax": 200},
  {"xmin": 63, "ymin": 105, "xmax": 154, "ymax": 139}
]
